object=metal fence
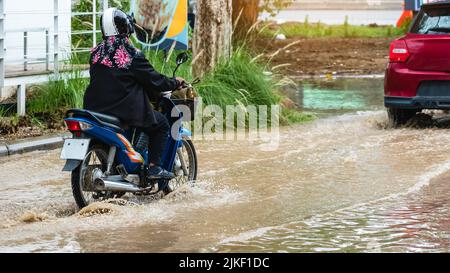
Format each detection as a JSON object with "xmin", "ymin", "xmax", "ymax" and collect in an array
[
  {"xmin": 1, "ymin": 0, "xmax": 110, "ymax": 76},
  {"xmin": 7, "ymin": 28, "xmax": 51, "ymax": 72},
  {"xmin": 71, "ymin": 0, "xmax": 110, "ymax": 55},
  {"xmin": 0, "ymin": 0, "xmax": 64, "ymax": 76},
  {"xmin": 0, "ymin": 0, "xmax": 111, "ymax": 116}
]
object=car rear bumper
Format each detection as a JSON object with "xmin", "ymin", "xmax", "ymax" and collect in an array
[
  {"xmin": 385, "ymin": 63, "xmax": 450, "ymax": 109},
  {"xmin": 385, "ymin": 96, "xmax": 450, "ymax": 109}
]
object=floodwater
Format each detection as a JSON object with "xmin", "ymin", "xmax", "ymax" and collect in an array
[
  {"xmin": 284, "ymin": 77, "xmax": 384, "ymax": 117},
  {"xmin": 261, "ymin": 10, "xmax": 403, "ymax": 26},
  {"xmin": 1, "ymin": 78, "xmax": 450, "ymax": 253}
]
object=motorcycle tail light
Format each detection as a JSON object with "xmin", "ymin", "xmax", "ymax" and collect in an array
[
  {"xmin": 79, "ymin": 122, "xmax": 93, "ymax": 131},
  {"xmin": 65, "ymin": 120, "xmax": 81, "ymax": 132},
  {"xmin": 65, "ymin": 120, "xmax": 92, "ymax": 132}
]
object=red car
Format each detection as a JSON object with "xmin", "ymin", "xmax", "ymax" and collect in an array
[{"xmin": 385, "ymin": 1, "xmax": 450, "ymax": 126}]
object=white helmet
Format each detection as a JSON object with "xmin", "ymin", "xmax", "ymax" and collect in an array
[{"xmin": 101, "ymin": 8, "xmax": 135, "ymax": 37}]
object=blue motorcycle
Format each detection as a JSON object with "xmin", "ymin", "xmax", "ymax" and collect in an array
[{"xmin": 61, "ymin": 53, "xmax": 198, "ymax": 209}]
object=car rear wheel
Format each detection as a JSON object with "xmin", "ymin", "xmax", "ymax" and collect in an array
[{"xmin": 387, "ymin": 108, "xmax": 418, "ymax": 128}]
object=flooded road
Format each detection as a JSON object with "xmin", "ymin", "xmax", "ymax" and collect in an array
[{"xmin": 0, "ymin": 78, "xmax": 449, "ymax": 253}]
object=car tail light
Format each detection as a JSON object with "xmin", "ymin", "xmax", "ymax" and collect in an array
[
  {"xmin": 390, "ymin": 40, "xmax": 410, "ymax": 63},
  {"xmin": 65, "ymin": 120, "xmax": 92, "ymax": 132}
]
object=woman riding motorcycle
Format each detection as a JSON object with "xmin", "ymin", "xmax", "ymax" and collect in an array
[{"xmin": 83, "ymin": 8, "xmax": 185, "ymax": 180}]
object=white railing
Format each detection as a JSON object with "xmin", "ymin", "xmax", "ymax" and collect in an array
[
  {"xmin": 71, "ymin": 0, "xmax": 109, "ymax": 55},
  {"xmin": 6, "ymin": 28, "xmax": 51, "ymax": 72},
  {"xmin": 0, "ymin": 0, "xmax": 110, "ymax": 116},
  {"xmin": 0, "ymin": 0, "xmax": 4, "ymax": 88}
]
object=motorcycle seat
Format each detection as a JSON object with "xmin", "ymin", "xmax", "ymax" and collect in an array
[{"xmin": 67, "ymin": 109, "xmax": 124, "ymax": 131}]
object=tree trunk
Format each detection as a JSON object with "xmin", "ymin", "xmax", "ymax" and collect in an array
[
  {"xmin": 192, "ymin": 0, "xmax": 233, "ymax": 77},
  {"xmin": 232, "ymin": 0, "xmax": 260, "ymax": 40}
]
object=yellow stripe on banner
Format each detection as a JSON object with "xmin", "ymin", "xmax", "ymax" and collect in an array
[{"xmin": 166, "ymin": 0, "xmax": 188, "ymax": 38}]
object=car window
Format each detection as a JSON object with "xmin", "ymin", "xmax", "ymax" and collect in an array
[{"xmin": 411, "ymin": 8, "xmax": 450, "ymax": 34}]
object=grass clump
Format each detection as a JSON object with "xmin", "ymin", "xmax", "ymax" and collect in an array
[
  {"xmin": 281, "ymin": 108, "xmax": 315, "ymax": 124},
  {"xmin": 20, "ymin": 67, "xmax": 89, "ymax": 131},
  {"xmin": 0, "ymin": 66, "xmax": 89, "ymax": 134},
  {"xmin": 261, "ymin": 21, "xmax": 405, "ymax": 39},
  {"xmin": 27, "ymin": 70, "xmax": 88, "ymax": 116},
  {"xmin": 197, "ymin": 48, "xmax": 280, "ymax": 109},
  {"xmin": 0, "ymin": 104, "xmax": 14, "ymax": 118}
]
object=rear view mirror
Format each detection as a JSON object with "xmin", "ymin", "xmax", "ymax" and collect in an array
[
  {"xmin": 173, "ymin": 52, "xmax": 190, "ymax": 77},
  {"xmin": 176, "ymin": 52, "xmax": 189, "ymax": 65}
]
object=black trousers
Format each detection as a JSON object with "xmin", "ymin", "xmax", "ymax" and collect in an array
[{"xmin": 141, "ymin": 111, "xmax": 170, "ymax": 167}]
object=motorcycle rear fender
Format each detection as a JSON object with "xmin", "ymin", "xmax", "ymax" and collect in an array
[{"xmin": 62, "ymin": 159, "xmax": 82, "ymax": 172}]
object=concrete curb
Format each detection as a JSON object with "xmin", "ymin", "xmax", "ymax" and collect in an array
[
  {"xmin": 0, "ymin": 144, "xmax": 8, "ymax": 156},
  {"xmin": 0, "ymin": 133, "xmax": 71, "ymax": 157}
]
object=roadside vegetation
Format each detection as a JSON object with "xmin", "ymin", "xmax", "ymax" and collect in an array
[{"xmin": 261, "ymin": 16, "xmax": 409, "ymax": 39}]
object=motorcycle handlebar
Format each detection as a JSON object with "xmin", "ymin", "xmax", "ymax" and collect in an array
[{"xmin": 181, "ymin": 83, "xmax": 191, "ymax": 89}]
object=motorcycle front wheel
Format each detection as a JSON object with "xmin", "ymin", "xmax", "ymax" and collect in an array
[{"xmin": 164, "ymin": 138, "xmax": 198, "ymax": 194}]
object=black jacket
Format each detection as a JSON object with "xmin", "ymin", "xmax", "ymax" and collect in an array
[{"xmin": 83, "ymin": 52, "xmax": 178, "ymax": 128}]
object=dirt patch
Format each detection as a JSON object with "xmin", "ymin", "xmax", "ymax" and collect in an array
[
  {"xmin": 254, "ymin": 37, "xmax": 392, "ymax": 76},
  {"xmin": 0, "ymin": 123, "xmax": 64, "ymax": 143},
  {"xmin": 0, "ymin": 121, "xmax": 44, "ymax": 141},
  {"xmin": 0, "ymin": 111, "xmax": 66, "ymax": 143}
]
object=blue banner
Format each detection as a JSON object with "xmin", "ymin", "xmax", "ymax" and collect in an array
[{"xmin": 131, "ymin": 0, "xmax": 189, "ymax": 51}]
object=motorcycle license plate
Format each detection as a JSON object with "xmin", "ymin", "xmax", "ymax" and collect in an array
[{"xmin": 60, "ymin": 139, "xmax": 91, "ymax": 160}]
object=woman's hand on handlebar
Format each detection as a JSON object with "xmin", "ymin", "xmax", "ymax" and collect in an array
[
  {"xmin": 160, "ymin": 91, "xmax": 172, "ymax": 99},
  {"xmin": 176, "ymin": 77, "xmax": 187, "ymax": 90}
]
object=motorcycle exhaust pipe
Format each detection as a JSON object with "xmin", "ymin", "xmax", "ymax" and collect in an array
[{"xmin": 94, "ymin": 178, "xmax": 141, "ymax": 193}]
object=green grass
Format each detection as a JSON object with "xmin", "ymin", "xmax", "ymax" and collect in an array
[
  {"xmin": 197, "ymin": 47, "xmax": 280, "ymax": 109},
  {"xmin": 0, "ymin": 104, "xmax": 13, "ymax": 117},
  {"xmin": 261, "ymin": 18, "xmax": 406, "ymax": 39},
  {"xmin": 27, "ymin": 69, "xmax": 89, "ymax": 116},
  {"xmin": 281, "ymin": 108, "xmax": 315, "ymax": 124},
  {"xmin": 143, "ymin": 48, "xmax": 192, "ymax": 80}
]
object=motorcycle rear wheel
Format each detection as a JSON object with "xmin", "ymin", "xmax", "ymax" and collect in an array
[{"xmin": 71, "ymin": 144, "xmax": 117, "ymax": 209}]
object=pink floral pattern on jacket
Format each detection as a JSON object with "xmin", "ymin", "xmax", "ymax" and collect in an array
[
  {"xmin": 114, "ymin": 46, "xmax": 132, "ymax": 69},
  {"xmin": 90, "ymin": 35, "xmax": 138, "ymax": 70}
]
